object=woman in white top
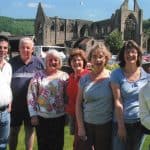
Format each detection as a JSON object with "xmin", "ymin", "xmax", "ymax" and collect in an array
[{"xmin": 27, "ymin": 50, "xmax": 69, "ymax": 150}]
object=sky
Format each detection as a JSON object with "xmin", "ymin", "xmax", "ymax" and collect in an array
[{"xmin": 0, "ymin": 0, "xmax": 149, "ymax": 21}]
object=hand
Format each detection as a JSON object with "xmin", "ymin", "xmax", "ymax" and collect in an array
[
  {"xmin": 7, "ymin": 103, "xmax": 11, "ymax": 112},
  {"xmin": 31, "ymin": 116, "xmax": 39, "ymax": 126},
  {"xmin": 78, "ymin": 126, "xmax": 87, "ymax": 141},
  {"xmin": 117, "ymin": 125, "xmax": 126, "ymax": 142}
]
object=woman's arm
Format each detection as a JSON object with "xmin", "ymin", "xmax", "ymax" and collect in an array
[
  {"xmin": 27, "ymin": 78, "xmax": 39, "ymax": 125},
  {"xmin": 111, "ymin": 82, "xmax": 126, "ymax": 141},
  {"xmin": 75, "ymin": 86, "xmax": 87, "ymax": 140}
]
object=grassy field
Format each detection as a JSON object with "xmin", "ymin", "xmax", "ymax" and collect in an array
[
  {"xmin": 141, "ymin": 135, "xmax": 150, "ymax": 150},
  {"xmin": 7, "ymin": 125, "xmax": 150, "ymax": 150}
]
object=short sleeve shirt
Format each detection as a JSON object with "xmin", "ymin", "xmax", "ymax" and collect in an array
[
  {"xmin": 79, "ymin": 73, "xmax": 113, "ymax": 124},
  {"xmin": 9, "ymin": 55, "xmax": 44, "ymax": 112},
  {"xmin": 110, "ymin": 67, "xmax": 148, "ymax": 123}
]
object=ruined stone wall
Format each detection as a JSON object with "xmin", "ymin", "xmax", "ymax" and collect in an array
[{"xmin": 35, "ymin": 0, "xmax": 144, "ymax": 48}]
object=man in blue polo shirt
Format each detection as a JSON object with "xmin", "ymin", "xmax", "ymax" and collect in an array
[{"xmin": 9, "ymin": 37, "xmax": 44, "ymax": 150}]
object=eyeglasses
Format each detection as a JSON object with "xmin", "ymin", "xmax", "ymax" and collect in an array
[{"xmin": 91, "ymin": 55, "xmax": 105, "ymax": 60}]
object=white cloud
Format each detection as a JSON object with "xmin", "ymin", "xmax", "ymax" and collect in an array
[
  {"xmin": 27, "ymin": 3, "xmax": 55, "ymax": 8},
  {"xmin": 80, "ymin": 1, "xmax": 84, "ymax": 6},
  {"xmin": 89, "ymin": 14, "xmax": 95, "ymax": 18},
  {"xmin": 27, "ymin": 2, "xmax": 38, "ymax": 8},
  {"xmin": 27, "ymin": 2, "xmax": 55, "ymax": 9},
  {"xmin": 41, "ymin": 3, "xmax": 55, "ymax": 9}
]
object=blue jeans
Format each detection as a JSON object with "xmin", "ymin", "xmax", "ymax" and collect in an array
[
  {"xmin": 112, "ymin": 122, "xmax": 143, "ymax": 150},
  {"xmin": 0, "ymin": 110, "xmax": 10, "ymax": 150}
]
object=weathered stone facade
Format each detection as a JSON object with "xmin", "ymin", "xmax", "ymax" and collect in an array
[{"xmin": 35, "ymin": 0, "xmax": 149, "ymax": 50}]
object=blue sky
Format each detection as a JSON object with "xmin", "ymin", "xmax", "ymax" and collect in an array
[{"xmin": 0, "ymin": 0, "xmax": 149, "ymax": 21}]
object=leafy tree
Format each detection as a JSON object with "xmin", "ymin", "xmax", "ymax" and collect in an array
[
  {"xmin": 143, "ymin": 19, "xmax": 150, "ymax": 32},
  {"xmin": 105, "ymin": 30, "xmax": 123, "ymax": 55},
  {"xmin": 143, "ymin": 19, "xmax": 150, "ymax": 39}
]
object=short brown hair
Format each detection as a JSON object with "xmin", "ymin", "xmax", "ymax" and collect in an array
[{"xmin": 68, "ymin": 48, "xmax": 87, "ymax": 68}]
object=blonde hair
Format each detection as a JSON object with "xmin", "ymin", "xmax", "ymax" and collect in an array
[{"xmin": 88, "ymin": 43, "xmax": 111, "ymax": 65}]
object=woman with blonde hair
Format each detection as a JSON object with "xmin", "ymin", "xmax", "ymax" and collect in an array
[{"xmin": 76, "ymin": 43, "xmax": 113, "ymax": 150}]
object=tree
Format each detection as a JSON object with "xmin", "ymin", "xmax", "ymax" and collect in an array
[
  {"xmin": 143, "ymin": 19, "xmax": 150, "ymax": 33},
  {"xmin": 105, "ymin": 30, "xmax": 123, "ymax": 55}
]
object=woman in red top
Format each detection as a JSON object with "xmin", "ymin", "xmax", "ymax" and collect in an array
[{"xmin": 66, "ymin": 48, "xmax": 89, "ymax": 150}]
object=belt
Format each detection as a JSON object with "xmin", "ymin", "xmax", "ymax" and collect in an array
[{"xmin": 0, "ymin": 105, "xmax": 8, "ymax": 111}]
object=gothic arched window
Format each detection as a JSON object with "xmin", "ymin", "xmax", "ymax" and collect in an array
[
  {"xmin": 80, "ymin": 25, "xmax": 89, "ymax": 37},
  {"xmin": 51, "ymin": 22, "xmax": 55, "ymax": 31},
  {"xmin": 60, "ymin": 24, "xmax": 64, "ymax": 31},
  {"xmin": 124, "ymin": 14, "xmax": 137, "ymax": 41}
]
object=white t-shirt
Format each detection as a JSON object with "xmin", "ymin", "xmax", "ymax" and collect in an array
[
  {"xmin": 0, "ymin": 61, "xmax": 12, "ymax": 107},
  {"xmin": 139, "ymin": 81, "xmax": 150, "ymax": 130}
]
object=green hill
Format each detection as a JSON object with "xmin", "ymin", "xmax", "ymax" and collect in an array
[
  {"xmin": 0, "ymin": 16, "xmax": 34, "ymax": 36},
  {"xmin": 0, "ymin": 16, "xmax": 149, "ymax": 36}
]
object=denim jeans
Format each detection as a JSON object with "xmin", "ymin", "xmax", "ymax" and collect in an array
[
  {"xmin": 0, "ymin": 110, "xmax": 10, "ymax": 150},
  {"xmin": 112, "ymin": 122, "xmax": 143, "ymax": 150}
]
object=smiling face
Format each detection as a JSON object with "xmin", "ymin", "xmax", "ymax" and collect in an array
[
  {"xmin": 71, "ymin": 55, "xmax": 84, "ymax": 73},
  {"xmin": 19, "ymin": 41, "xmax": 34, "ymax": 63},
  {"xmin": 45, "ymin": 53, "xmax": 61, "ymax": 73},
  {"xmin": 91, "ymin": 50, "xmax": 106, "ymax": 71},
  {"xmin": 124, "ymin": 48, "xmax": 138, "ymax": 65},
  {"xmin": 0, "ymin": 41, "xmax": 8, "ymax": 61}
]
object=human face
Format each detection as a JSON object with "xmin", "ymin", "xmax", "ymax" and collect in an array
[
  {"xmin": 0, "ymin": 41, "xmax": 8, "ymax": 61},
  {"xmin": 46, "ymin": 54, "xmax": 60, "ymax": 73},
  {"xmin": 71, "ymin": 55, "xmax": 84, "ymax": 73},
  {"xmin": 124, "ymin": 48, "xmax": 138, "ymax": 65},
  {"xmin": 91, "ymin": 50, "xmax": 106, "ymax": 70},
  {"xmin": 19, "ymin": 42, "xmax": 33, "ymax": 62}
]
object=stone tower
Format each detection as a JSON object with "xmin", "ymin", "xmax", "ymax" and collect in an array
[
  {"xmin": 35, "ymin": 2, "xmax": 46, "ymax": 45},
  {"xmin": 119, "ymin": 0, "xmax": 143, "ymax": 45}
]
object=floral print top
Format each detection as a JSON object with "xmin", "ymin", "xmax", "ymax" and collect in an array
[{"xmin": 27, "ymin": 70, "xmax": 69, "ymax": 118}]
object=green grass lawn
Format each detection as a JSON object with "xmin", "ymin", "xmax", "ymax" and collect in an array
[
  {"xmin": 7, "ymin": 125, "xmax": 150, "ymax": 150},
  {"xmin": 141, "ymin": 135, "xmax": 150, "ymax": 150}
]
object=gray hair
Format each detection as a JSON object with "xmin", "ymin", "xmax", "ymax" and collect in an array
[
  {"xmin": 19, "ymin": 37, "xmax": 34, "ymax": 48},
  {"xmin": 45, "ymin": 49, "xmax": 63, "ymax": 68}
]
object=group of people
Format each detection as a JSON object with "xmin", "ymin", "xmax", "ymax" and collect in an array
[
  {"xmin": 66, "ymin": 40, "xmax": 150, "ymax": 150},
  {"xmin": 0, "ymin": 35, "xmax": 44, "ymax": 150},
  {"xmin": 0, "ymin": 34, "xmax": 150, "ymax": 150}
]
